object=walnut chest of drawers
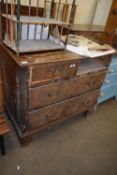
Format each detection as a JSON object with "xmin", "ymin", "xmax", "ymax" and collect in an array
[{"xmin": 0, "ymin": 43, "xmax": 112, "ymax": 145}]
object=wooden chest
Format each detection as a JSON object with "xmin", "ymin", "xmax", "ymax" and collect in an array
[{"xmin": 0, "ymin": 43, "xmax": 112, "ymax": 145}]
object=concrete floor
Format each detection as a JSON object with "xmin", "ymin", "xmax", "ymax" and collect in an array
[{"xmin": 0, "ymin": 99, "xmax": 117, "ymax": 175}]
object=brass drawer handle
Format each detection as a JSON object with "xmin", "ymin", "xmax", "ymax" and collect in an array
[
  {"xmin": 48, "ymin": 91, "xmax": 57, "ymax": 97},
  {"xmin": 48, "ymin": 68, "xmax": 55, "ymax": 73},
  {"xmin": 45, "ymin": 114, "xmax": 56, "ymax": 121},
  {"xmin": 48, "ymin": 92, "xmax": 53, "ymax": 97},
  {"xmin": 82, "ymin": 101, "xmax": 88, "ymax": 106},
  {"xmin": 57, "ymin": 66, "xmax": 63, "ymax": 72},
  {"xmin": 48, "ymin": 66, "xmax": 63, "ymax": 74},
  {"xmin": 86, "ymin": 82, "xmax": 92, "ymax": 88},
  {"xmin": 48, "ymin": 90, "xmax": 59, "ymax": 97}
]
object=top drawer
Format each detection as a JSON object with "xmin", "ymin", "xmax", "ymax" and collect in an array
[{"xmin": 28, "ymin": 60, "xmax": 79, "ymax": 87}]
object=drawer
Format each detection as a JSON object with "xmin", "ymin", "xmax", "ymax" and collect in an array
[
  {"xmin": 98, "ymin": 83, "xmax": 117, "ymax": 104},
  {"xmin": 28, "ymin": 90, "xmax": 99, "ymax": 130},
  {"xmin": 103, "ymin": 72, "xmax": 117, "ymax": 88},
  {"xmin": 28, "ymin": 60, "xmax": 79, "ymax": 87},
  {"xmin": 29, "ymin": 72, "xmax": 105, "ymax": 110}
]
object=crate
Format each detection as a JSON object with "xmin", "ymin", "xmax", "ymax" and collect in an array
[{"xmin": 0, "ymin": 0, "xmax": 77, "ymax": 56}]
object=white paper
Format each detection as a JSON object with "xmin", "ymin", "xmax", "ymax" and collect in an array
[{"xmin": 66, "ymin": 35, "xmax": 115, "ymax": 58}]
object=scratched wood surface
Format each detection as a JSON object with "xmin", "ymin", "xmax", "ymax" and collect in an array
[
  {"xmin": 0, "ymin": 42, "xmax": 112, "ymax": 145},
  {"xmin": 29, "ymin": 72, "xmax": 106, "ymax": 110},
  {"xmin": 28, "ymin": 90, "xmax": 99, "ymax": 130}
]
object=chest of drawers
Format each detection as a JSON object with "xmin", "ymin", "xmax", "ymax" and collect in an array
[
  {"xmin": 0, "ymin": 43, "xmax": 112, "ymax": 145},
  {"xmin": 98, "ymin": 55, "xmax": 117, "ymax": 104}
]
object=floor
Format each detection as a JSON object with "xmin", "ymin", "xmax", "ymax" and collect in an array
[{"xmin": 0, "ymin": 99, "xmax": 117, "ymax": 175}]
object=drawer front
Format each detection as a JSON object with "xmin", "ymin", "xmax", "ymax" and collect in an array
[
  {"xmin": 29, "ymin": 72, "xmax": 105, "ymax": 110},
  {"xmin": 103, "ymin": 73, "xmax": 117, "ymax": 88},
  {"xmin": 98, "ymin": 83, "xmax": 117, "ymax": 104},
  {"xmin": 28, "ymin": 90, "xmax": 99, "ymax": 130},
  {"xmin": 28, "ymin": 60, "xmax": 79, "ymax": 87}
]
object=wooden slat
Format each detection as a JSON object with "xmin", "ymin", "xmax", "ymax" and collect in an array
[
  {"xmin": 6, "ymin": 0, "xmax": 9, "ymax": 45},
  {"xmin": 51, "ymin": 3, "xmax": 57, "ymax": 19},
  {"xmin": 62, "ymin": 4, "xmax": 69, "ymax": 22},
  {"xmin": 57, "ymin": 0, "xmax": 61, "ymax": 20},
  {"xmin": 0, "ymin": 2, "xmax": 44, "ymax": 16},
  {"xmin": 10, "ymin": 0, "xmax": 14, "ymax": 47}
]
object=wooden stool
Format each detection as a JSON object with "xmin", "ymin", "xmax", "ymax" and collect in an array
[{"xmin": 0, "ymin": 115, "xmax": 10, "ymax": 155}]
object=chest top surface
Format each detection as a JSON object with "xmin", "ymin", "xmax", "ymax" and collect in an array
[{"xmin": 1, "ymin": 43, "xmax": 84, "ymax": 67}]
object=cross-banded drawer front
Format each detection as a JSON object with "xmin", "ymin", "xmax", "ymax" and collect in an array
[
  {"xmin": 29, "ymin": 72, "xmax": 105, "ymax": 110},
  {"xmin": 28, "ymin": 90, "xmax": 99, "ymax": 130},
  {"xmin": 28, "ymin": 60, "xmax": 79, "ymax": 87}
]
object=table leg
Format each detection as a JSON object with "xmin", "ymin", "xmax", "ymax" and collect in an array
[{"xmin": 0, "ymin": 135, "xmax": 5, "ymax": 155}]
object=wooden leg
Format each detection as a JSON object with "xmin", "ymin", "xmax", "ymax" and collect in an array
[
  {"xmin": 84, "ymin": 105, "xmax": 98, "ymax": 117},
  {"xmin": 84, "ymin": 110, "xmax": 89, "ymax": 117},
  {"xmin": 20, "ymin": 135, "xmax": 32, "ymax": 146},
  {"xmin": 0, "ymin": 135, "xmax": 5, "ymax": 155}
]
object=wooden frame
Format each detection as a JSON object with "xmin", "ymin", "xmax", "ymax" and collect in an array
[{"xmin": 0, "ymin": 0, "xmax": 77, "ymax": 56}]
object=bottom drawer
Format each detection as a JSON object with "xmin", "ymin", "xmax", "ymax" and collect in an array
[
  {"xmin": 98, "ymin": 83, "xmax": 117, "ymax": 104},
  {"xmin": 28, "ymin": 90, "xmax": 99, "ymax": 130}
]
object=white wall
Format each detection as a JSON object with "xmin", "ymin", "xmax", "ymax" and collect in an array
[
  {"xmin": 74, "ymin": 0, "xmax": 112, "ymax": 25},
  {"xmin": 92, "ymin": 0, "xmax": 112, "ymax": 26},
  {"xmin": 75, "ymin": 0, "xmax": 98, "ymax": 24}
]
